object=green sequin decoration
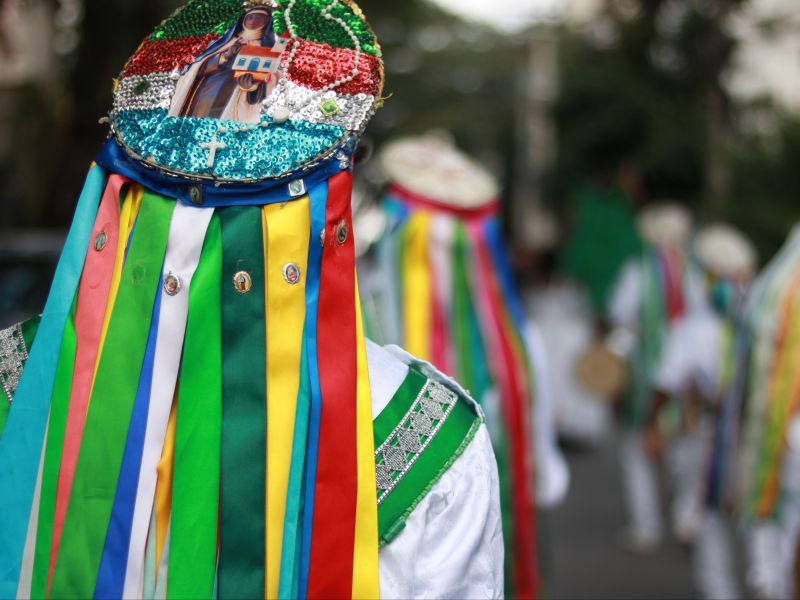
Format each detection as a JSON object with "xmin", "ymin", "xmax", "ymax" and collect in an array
[
  {"xmin": 150, "ymin": 0, "xmax": 242, "ymax": 41},
  {"xmin": 274, "ymin": 0, "xmax": 379, "ymax": 56}
]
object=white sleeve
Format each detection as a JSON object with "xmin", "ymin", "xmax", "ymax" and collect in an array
[
  {"xmin": 378, "ymin": 426, "xmax": 505, "ymax": 600},
  {"xmin": 608, "ymin": 260, "xmax": 642, "ymax": 329}
]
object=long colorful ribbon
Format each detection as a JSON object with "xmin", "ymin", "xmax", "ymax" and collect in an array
[
  {"xmin": 47, "ymin": 174, "xmax": 127, "ymax": 593},
  {"xmin": 0, "ymin": 165, "xmax": 106, "ymax": 599},
  {"xmin": 263, "ymin": 197, "xmax": 310, "ymax": 598},
  {"xmin": 218, "ymin": 206, "xmax": 267, "ymax": 600},
  {"xmin": 168, "ymin": 214, "xmax": 222, "ymax": 599},
  {"xmin": 49, "ymin": 191, "xmax": 175, "ymax": 597},
  {"xmin": 308, "ymin": 170, "xmax": 360, "ymax": 598}
]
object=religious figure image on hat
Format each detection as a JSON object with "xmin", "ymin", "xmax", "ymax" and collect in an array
[{"xmin": 168, "ymin": 6, "xmax": 289, "ymax": 123}]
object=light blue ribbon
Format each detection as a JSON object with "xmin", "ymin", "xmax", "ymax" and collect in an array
[
  {"xmin": 0, "ymin": 166, "xmax": 106, "ymax": 598},
  {"xmin": 297, "ymin": 181, "xmax": 327, "ymax": 599}
]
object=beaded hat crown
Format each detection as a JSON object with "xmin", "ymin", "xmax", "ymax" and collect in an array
[{"xmin": 109, "ymin": 0, "xmax": 383, "ymax": 183}]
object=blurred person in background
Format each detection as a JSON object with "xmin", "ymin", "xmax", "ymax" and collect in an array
[
  {"xmin": 524, "ymin": 213, "xmax": 615, "ymax": 448},
  {"xmin": 359, "ymin": 132, "xmax": 569, "ymax": 598},
  {"xmin": 734, "ymin": 224, "xmax": 800, "ymax": 600},
  {"xmin": 606, "ymin": 202, "xmax": 698, "ymax": 553},
  {"xmin": 643, "ymin": 224, "xmax": 757, "ymax": 599}
]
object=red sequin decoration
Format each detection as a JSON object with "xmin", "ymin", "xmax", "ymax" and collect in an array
[
  {"xmin": 285, "ymin": 40, "xmax": 382, "ymax": 97},
  {"xmin": 121, "ymin": 34, "xmax": 220, "ymax": 77}
]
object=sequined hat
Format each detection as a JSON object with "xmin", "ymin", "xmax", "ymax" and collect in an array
[{"xmin": 109, "ymin": 0, "xmax": 383, "ymax": 183}]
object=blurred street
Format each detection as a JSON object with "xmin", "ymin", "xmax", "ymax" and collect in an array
[{"xmin": 547, "ymin": 433, "xmax": 696, "ymax": 600}]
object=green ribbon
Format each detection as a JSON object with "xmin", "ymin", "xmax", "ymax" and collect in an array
[
  {"xmin": 49, "ymin": 192, "xmax": 175, "ymax": 598},
  {"xmin": 29, "ymin": 303, "xmax": 77, "ymax": 599},
  {"xmin": 451, "ymin": 223, "xmax": 512, "ymax": 592},
  {"xmin": 168, "ymin": 215, "xmax": 222, "ymax": 599},
  {"xmin": 218, "ymin": 206, "xmax": 266, "ymax": 600}
]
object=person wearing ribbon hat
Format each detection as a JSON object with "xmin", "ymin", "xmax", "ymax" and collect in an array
[
  {"xmin": 732, "ymin": 223, "xmax": 800, "ymax": 600},
  {"xmin": 642, "ymin": 223, "xmax": 756, "ymax": 599},
  {"xmin": 606, "ymin": 201, "xmax": 701, "ymax": 553},
  {"xmin": 357, "ymin": 132, "xmax": 568, "ymax": 599},
  {"xmin": 0, "ymin": 2, "xmax": 505, "ymax": 599}
]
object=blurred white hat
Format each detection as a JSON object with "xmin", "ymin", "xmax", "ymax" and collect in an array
[
  {"xmin": 379, "ymin": 131, "xmax": 499, "ymax": 209},
  {"xmin": 693, "ymin": 223, "xmax": 757, "ymax": 281},
  {"xmin": 636, "ymin": 202, "xmax": 693, "ymax": 247}
]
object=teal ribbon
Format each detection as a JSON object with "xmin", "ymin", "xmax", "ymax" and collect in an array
[{"xmin": 0, "ymin": 166, "xmax": 106, "ymax": 599}]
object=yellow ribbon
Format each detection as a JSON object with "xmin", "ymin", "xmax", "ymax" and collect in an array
[
  {"xmin": 154, "ymin": 395, "xmax": 178, "ymax": 576},
  {"xmin": 402, "ymin": 212, "xmax": 432, "ymax": 360},
  {"xmin": 757, "ymin": 271, "xmax": 800, "ymax": 515},
  {"xmin": 262, "ymin": 199, "xmax": 310, "ymax": 598},
  {"xmin": 351, "ymin": 278, "xmax": 380, "ymax": 599}
]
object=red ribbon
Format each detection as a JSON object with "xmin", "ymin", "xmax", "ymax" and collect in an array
[
  {"xmin": 308, "ymin": 171, "xmax": 358, "ymax": 598},
  {"xmin": 659, "ymin": 246, "xmax": 685, "ymax": 322},
  {"xmin": 388, "ymin": 184, "xmax": 500, "ymax": 221},
  {"xmin": 469, "ymin": 222, "xmax": 540, "ymax": 599}
]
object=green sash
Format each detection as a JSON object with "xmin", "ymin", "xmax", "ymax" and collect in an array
[{"xmin": 374, "ymin": 365, "xmax": 481, "ymax": 546}]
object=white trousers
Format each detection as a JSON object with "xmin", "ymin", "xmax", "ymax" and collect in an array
[
  {"xmin": 695, "ymin": 510, "xmax": 741, "ymax": 600},
  {"xmin": 620, "ymin": 431, "xmax": 663, "ymax": 541},
  {"xmin": 667, "ymin": 429, "xmax": 709, "ymax": 541},
  {"xmin": 747, "ymin": 415, "xmax": 800, "ymax": 599}
]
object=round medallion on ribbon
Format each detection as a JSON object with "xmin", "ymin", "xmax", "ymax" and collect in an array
[{"xmin": 109, "ymin": 0, "xmax": 383, "ymax": 183}]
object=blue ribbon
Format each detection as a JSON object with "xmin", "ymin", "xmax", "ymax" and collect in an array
[
  {"xmin": 483, "ymin": 217, "xmax": 527, "ymax": 334},
  {"xmin": 297, "ymin": 181, "xmax": 327, "ymax": 599},
  {"xmin": 94, "ymin": 281, "xmax": 162, "ymax": 599}
]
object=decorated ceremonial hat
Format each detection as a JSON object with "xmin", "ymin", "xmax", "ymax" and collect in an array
[
  {"xmin": 108, "ymin": 0, "xmax": 383, "ymax": 184},
  {"xmin": 693, "ymin": 223, "xmax": 757, "ymax": 281},
  {"xmin": 379, "ymin": 132, "xmax": 499, "ymax": 210},
  {"xmin": 636, "ymin": 202, "xmax": 693, "ymax": 248}
]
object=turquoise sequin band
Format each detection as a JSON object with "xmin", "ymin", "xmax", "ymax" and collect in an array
[{"xmin": 113, "ymin": 109, "xmax": 346, "ymax": 180}]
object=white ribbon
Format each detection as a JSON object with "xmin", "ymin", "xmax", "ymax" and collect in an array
[{"xmin": 121, "ymin": 203, "xmax": 214, "ymax": 598}]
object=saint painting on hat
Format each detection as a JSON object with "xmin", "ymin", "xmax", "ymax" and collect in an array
[{"xmin": 168, "ymin": 6, "xmax": 289, "ymax": 123}]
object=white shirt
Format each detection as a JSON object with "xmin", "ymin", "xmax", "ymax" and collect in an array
[
  {"xmin": 654, "ymin": 309, "xmax": 723, "ymax": 399},
  {"xmin": 366, "ymin": 341, "xmax": 505, "ymax": 599}
]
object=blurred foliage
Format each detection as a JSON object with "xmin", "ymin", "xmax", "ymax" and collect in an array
[
  {"xmin": 726, "ymin": 107, "xmax": 800, "ymax": 259},
  {"xmin": 552, "ymin": 0, "xmax": 743, "ymax": 203},
  {"xmin": 349, "ymin": 0, "xmax": 523, "ymax": 189},
  {"xmin": 551, "ymin": 0, "xmax": 798, "ymax": 260}
]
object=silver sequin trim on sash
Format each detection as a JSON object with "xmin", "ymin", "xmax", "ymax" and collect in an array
[
  {"xmin": 374, "ymin": 380, "xmax": 459, "ymax": 505},
  {"xmin": 0, "ymin": 323, "xmax": 28, "ymax": 403}
]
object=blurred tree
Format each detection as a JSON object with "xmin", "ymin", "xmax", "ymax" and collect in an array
[
  {"xmin": 726, "ymin": 105, "xmax": 800, "ymax": 259},
  {"xmin": 357, "ymin": 0, "xmax": 523, "ymax": 188},
  {"xmin": 553, "ymin": 0, "xmax": 747, "ymax": 210}
]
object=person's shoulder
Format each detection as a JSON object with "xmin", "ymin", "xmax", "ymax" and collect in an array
[{"xmin": 365, "ymin": 340, "xmax": 487, "ymax": 547}]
